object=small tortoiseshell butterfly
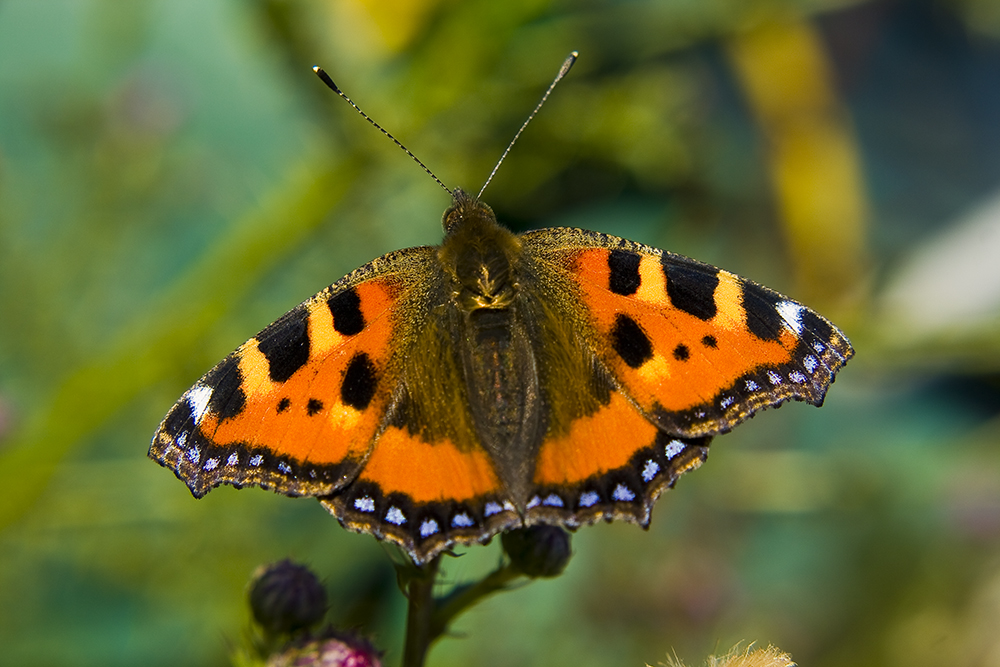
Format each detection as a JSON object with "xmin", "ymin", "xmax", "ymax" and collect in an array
[{"xmin": 150, "ymin": 54, "xmax": 852, "ymax": 564}]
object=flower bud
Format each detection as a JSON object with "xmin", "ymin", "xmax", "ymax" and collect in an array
[
  {"xmin": 501, "ymin": 525, "xmax": 572, "ymax": 578},
  {"xmin": 249, "ymin": 560, "xmax": 327, "ymax": 634}
]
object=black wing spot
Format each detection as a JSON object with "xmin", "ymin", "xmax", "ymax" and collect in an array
[
  {"xmin": 307, "ymin": 398, "xmax": 324, "ymax": 416},
  {"xmin": 611, "ymin": 314, "xmax": 654, "ymax": 369},
  {"xmin": 205, "ymin": 356, "xmax": 247, "ymax": 420},
  {"xmin": 257, "ymin": 310, "xmax": 311, "ymax": 382},
  {"xmin": 163, "ymin": 400, "xmax": 194, "ymax": 437},
  {"xmin": 277, "ymin": 397, "xmax": 291, "ymax": 413},
  {"xmin": 663, "ymin": 260, "xmax": 718, "ymax": 321},
  {"xmin": 608, "ymin": 250, "xmax": 641, "ymax": 296},
  {"xmin": 673, "ymin": 343, "xmax": 690, "ymax": 361},
  {"xmin": 800, "ymin": 309, "xmax": 834, "ymax": 342},
  {"xmin": 341, "ymin": 353, "xmax": 378, "ymax": 410},
  {"xmin": 743, "ymin": 282, "xmax": 783, "ymax": 341},
  {"xmin": 328, "ymin": 287, "xmax": 365, "ymax": 336},
  {"xmin": 701, "ymin": 335, "xmax": 717, "ymax": 348}
]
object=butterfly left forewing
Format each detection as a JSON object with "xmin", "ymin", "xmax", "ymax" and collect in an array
[{"xmin": 149, "ymin": 246, "xmax": 439, "ymax": 499}]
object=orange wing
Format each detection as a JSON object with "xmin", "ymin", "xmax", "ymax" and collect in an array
[
  {"xmin": 150, "ymin": 247, "xmax": 439, "ymax": 498},
  {"xmin": 519, "ymin": 227, "xmax": 852, "ymax": 529},
  {"xmin": 150, "ymin": 246, "xmax": 520, "ymax": 562},
  {"xmin": 525, "ymin": 228, "xmax": 852, "ymax": 436},
  {"xmin": 320, "ymin": 424, "xmax": 521, "ymax": 562}
]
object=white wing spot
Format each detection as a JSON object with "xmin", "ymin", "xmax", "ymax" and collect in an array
[
  {"xmin": 745, "ymin": 379, "xmax": 760, "ymax": 391},
  {"xmin": 502, "ymin": 501, "xmax": 517, "ymax": 512},
  {"xmin": 813, "ymin": 341, "xmax": 826, "ymax": 353},
  {"xmin": 187, "ymin": 385, "xmax": 213, "ymax": 425},
  {"xmin": 526, "ymin": 495, "xmax": 541, "ymax": 509},
  {"xmin": 612, "ymin": 484, "xmax": 636, "ymax": 502},
  {"xmin": 385, "ymin": 506, "xmax": 406, "ymax": 525},
  {"xmin": 452, "ymin": 513, "xmax": 474, "ymax": 528},
  {"xmin": 542, "ymin": 494, "xmax": 564, "ymax": 507},
  {"xmin": 803, "ymin": 355, "xmax": 818, "ymax": 373},
  {"xmin": 720, "ymin": 395, "xmax": 735, "ymax": 409},
  {"xmin": 790, "ymin": 370, "xmax": 807, "ymax": 384},
  {"xmin": 768, "ymin": 370, "xmax": 783, "ymax": 385},
  {"xmin": 776, "ymin": 301, "xmax": 805, "ymax": 335},
  {"xmin": 354, "ymin": 496, "xmax": 375, "ymax": 513},
  {"xmin": 249, "ymin": 454, "xmax": 263, "ymax": 467},
  {"xmin": 420, "ymin": 519, "xmax": 439, "ymax": 537},
  {"xmin": 203, "ymin": 457, "xmax": 219, "ymax": 471},
  {"xmin": 579, "ymin": 491, "xmax": 600, "ymax": 508},
  {"xmin": 664, "ymin": 440, "xmax": 685, "ymax": 460},
  {"xmin": 642, "ymin": 459, "xmax": 660, "ymax": 482},
  {"xmin": 484, "ymin": 502, "xmax": 503, "ymax": 516}
]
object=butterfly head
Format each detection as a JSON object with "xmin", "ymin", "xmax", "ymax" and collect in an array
[
  {"xmin": 442, "ymin": 188, "xmax": 497, "ymax": 235},
  {"xmin": 439, "ymin": 189, "xmax": 522, "ymax": 313}
]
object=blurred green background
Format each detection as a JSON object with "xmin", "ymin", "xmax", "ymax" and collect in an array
[{"xmin": 3, "ymin": 0, "xmax": 1000, "ymax": 665}]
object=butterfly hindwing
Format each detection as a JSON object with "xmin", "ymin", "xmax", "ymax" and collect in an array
[
  {"xmin": 321, "ymin": 420, "xmax": 521, "ymax": 559},
  {"xmin": 526, "ymin": 389, "xmax": 712, "ymax": 528}
]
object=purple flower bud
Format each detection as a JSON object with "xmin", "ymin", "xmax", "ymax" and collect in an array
[{"xmin": 249, "ymin": 560, "xmax": 327, "ymax": 634}]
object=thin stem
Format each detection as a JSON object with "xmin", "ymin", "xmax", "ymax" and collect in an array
[
  {"xmin": 429, "ymin": 563, "xmax": 520, "ymax": 639},
  {"xmin": 401, "ymin": 556, "xmax": 441, "ymax": 667},
  {"xmin": 400, "ymin": 557, "xmax": 523, "ymax": 667}
]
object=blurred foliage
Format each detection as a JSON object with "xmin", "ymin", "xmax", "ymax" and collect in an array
[{"xmin": 2, "ymin": 0, "xmax": 1000, "ymax": 665}]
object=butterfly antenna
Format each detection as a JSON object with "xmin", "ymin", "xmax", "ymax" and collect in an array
[
  {"xmin": 476, "ymin": 51, "xmax": 578, "ymax": 201},
  {"xmin": 313, "ymin": 66, "xmax": 453, "ymax": 197}
]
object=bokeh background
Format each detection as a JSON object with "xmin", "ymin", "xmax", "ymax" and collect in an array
[{"xmin": 3, "ymin": 0, "xmax": 1000, "ymax": 665}]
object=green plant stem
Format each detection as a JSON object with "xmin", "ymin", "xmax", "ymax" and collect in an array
[
  {"xmin": 402, "ymin": 556, "xmax": 441, "ymax": 667},
  {"xmin": 400, "ymin": 557, "xmax": 522, "ymax": 667},
  {"xmin": 430, "ymin": 564, "xmax": 520, "ymax": 639}
]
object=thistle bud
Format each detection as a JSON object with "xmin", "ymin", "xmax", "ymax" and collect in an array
[
  {"xmin": 501, "ymin": 525, "xmax": 572, "ymax": 578},
  {"xmin": 249, "ymin": 560, "xmax": 327, "ymax": 634}
]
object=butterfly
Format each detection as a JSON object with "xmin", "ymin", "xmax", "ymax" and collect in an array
[{"xmin": 149, "ymin": 55, "xmax": 853, "ymax": 564}]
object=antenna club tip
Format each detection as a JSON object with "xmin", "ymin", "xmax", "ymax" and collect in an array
[
  {"xmin": 313, "ymin": 66, "xmax": 341, "ymax": 93},
  {"xmin": 558, "ymin": 52, "xmax": 578, "ymax": 77}
]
